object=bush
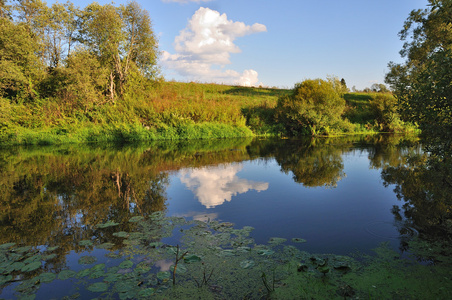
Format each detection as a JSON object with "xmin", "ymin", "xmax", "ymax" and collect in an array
[
  {"xmin": 276, "ymin": 78, "xmax": 346, "ymax": 136},
  {"xmin": 370, "ymin": 94, "xmax": 404, "ymax": 132}
]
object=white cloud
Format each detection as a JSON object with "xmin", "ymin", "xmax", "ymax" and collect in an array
[
  {"xmin": 179, "ymin": 164, "xmax": 269, "ymax": 208},
  {"xmin": 161, "ymin": 7, "xmax": 266, "ymax": 86}
]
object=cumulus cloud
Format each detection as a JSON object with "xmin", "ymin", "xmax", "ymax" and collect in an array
[
  {"xmin": 161, "ymin": 7, "xmax": 266, "ymax": 86},
  {"xmin": 179, "ymin": 164, "xmax": 269, "ymax": 208}
]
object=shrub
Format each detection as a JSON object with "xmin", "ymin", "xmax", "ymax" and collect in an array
[
  {"xmin": 276, "ymin": 78, "xmax": 346, "ymax": 136},
  {"xmin": 370, "ymin": 94, "xmax": 404, "ymax": 132}
]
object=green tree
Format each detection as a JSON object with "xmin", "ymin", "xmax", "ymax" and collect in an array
[
  {"xmin": 385, "ymin": 0, "xmax": 452, "ymax": 145},
  {"xmin": 0, "ymin": 17, "xmax": 45, "ymax": 100},
  {"xmin": 78, "ymin": 1, "xmax": 158, "ymax": 101},
  {"xmin": 276, "ymin": 78, "xmax": 347, "ymax": 135}
]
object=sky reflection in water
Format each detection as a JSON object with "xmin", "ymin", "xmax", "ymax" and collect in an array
[{"xmin": 166, "ymin": 145, "xmax": 406, "ymax": 255}]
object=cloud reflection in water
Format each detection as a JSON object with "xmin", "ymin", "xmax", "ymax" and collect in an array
[{"xmin": 179, "ymin": 164, "xmax": 269, "ymax": 208}]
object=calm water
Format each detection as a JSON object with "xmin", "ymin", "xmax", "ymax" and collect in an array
[{"xmin": 0, "ymin": 135, "xmax": 424, "ymax": 298}]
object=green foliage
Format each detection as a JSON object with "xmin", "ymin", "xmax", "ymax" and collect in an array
[
  {"xmin": 276, "ymin": 78, "xmax": 348, "ymax": 136},
  {"xmin": 0, "ymin": 17, "xmax": 45, "ymax": 101},
  {"xmin": 386, "ymin": 0, "xmax": 452, "ymax": 140}
]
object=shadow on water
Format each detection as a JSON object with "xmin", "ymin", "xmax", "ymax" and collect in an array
[{"xmin": 0, "ymin": 134, "xmax": 451, "ymax": 299}]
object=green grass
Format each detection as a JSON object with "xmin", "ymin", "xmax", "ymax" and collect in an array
[
  {"xmin": 343, "ymin": 93, "xmax": 375, "ymax": 125},
  {"xmin": 0, "ymin": 83, "xmax": 417, "ymax": 145}
]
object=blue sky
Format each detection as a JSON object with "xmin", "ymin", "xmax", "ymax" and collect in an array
[{"xmin": 46, "ymin": 0, "xmax": 429, "ymax": 89}]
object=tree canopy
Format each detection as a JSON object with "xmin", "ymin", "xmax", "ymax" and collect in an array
[
  {"xmin": 0, "ymin": 0, "xmax": 159, "ymax": 104},
  {"xmin": 276, "ymin": 78, "xmax": 348, "ymax": 136},
  {"xmin": 385, "ymin": 0, "xmax": 452, "ymax": 150}
]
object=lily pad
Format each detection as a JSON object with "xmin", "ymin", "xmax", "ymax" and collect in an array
[
  {"xmin": 78, "ymin": 255, "xmax": 97, "ymax": 265},
  {"xmin": 0, "ymin": 242, "xmax": 16, "ymax": 249},
  {"xmin": 23, "ymin": 255, "xmax": 41, "ymax": 264},
  {"xmin": 104, "ymin": 273, "xmax": 122, "ymax": 283},
  {"xmin": 14, "ymin": 246, "xmax": 32, "ymax": 253},
  {"xmin": 292, "ymin": 238, "xmax": 307, "ymax": 243},
  {"xmin": 240, "ymin": 260, "xmax": 255, "ymax": 269},
  {"xmin": 42, "ymin": 253, "xmax": 57, "ymax": 261},
  {"xmin": 268, "ymin": 237, "xmax": 287, "ymax": 245},
  {"xmin": 45, "ymin": 246, "xmax": 59, "ymax": 252},
  {"xmin": 157, "ymin": 271, "xmax": 171, "ymax": 281},
  {"xmin": 39, "ymin": 272, "xmax": 57, "ymax": 283},
  {"xmin": 137, "ymin": 288, "xmax": 155, "ymax": 298},
  {"xmin": 148, "ymin": 242, "xmax": 163, "ymax": 248},
  {"xmin": 113, "ymin": 231, "xmax": 129, "ymax": 238},
  {"xmin": 87, "ymin": 282, "xmax": 109, "ymax": 293},
  {"xmin": 10, "ymin": 261, "xmax": 26, "ymax": 271},
  {"xmin": 184, "ymin": 254, "xmax": 202, "ymax": 263},
  {"xmin": 236, "ymin": 246, "xmax": 251, "ymax": 253},
  {"xmin": 0, "ymin": 275, "xmax": 13, "ymax": 285},
  {"xmin": 79, "ymin": 240, "xmax": 93, "ymax": 247},
  {"xmin": 97, "ymin": 243, "xmax": 115, "ymax": 249},
  {"xmin": 219, "ymin": 250, "xmax": 235, "ymax": 257},
  {"xmin": 96, "ymin": 221, "xmax": 120, "ymax": 229},
  {"xmin": 76, "ymin": 268, "xmax": 91, "ymax": 278},
  {"xmin": 119, "ymin": 260, "xmax": 133, "ymax": 269},
  {"xmin": 90, "ymin": 264, "xmax": 106, "ymax": 279},
  {"xmin": 129, "ymin": 216, "xmax": 144, "ymax": 223},
  {"xmin": 170, "ymin": 264, "xmax": 187, "ymax": 274},
  {"xmin": 115, "ymin": 281, "xmax": 132, "ymax": 293},
  {"xmin": 135, "ymin": 262, "xmax": 152, "ymax": 274},
  {"xmin": 257, "ymin": 249, "xmax": 274, "ymax": 256},
  {"xmin": 21, "ymin": 261, "xmax": 42, "ymax": 272},
  {"xmin": 58, "ymin": 270, "xmax": 77, "ymax": 280}
]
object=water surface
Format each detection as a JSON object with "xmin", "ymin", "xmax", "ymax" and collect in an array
[{"xmin": 0, "ymin": 135, "xmax": 428, "ymax": 299}]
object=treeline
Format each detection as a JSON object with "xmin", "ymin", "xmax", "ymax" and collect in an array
[
  {"xmin": 0, "ymin": 1, "xmax": 416, "ymax": 145},
  {"xmin": 0, "ymin": 0, "xmax": 158, "ymax": 103}
]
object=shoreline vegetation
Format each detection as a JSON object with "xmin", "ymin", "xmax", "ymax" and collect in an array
[
  {"xmin": 0, "ymin": 1, "xmax": 417, "ymax": 146},
  {"xmin": 1, "ymin": 81, "xmax": 418, "ymax": 146}
]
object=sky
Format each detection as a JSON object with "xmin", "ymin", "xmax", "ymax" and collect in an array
[{"xmin": 46, "ymin": 0, "xmax": 429, "ymax": 89}]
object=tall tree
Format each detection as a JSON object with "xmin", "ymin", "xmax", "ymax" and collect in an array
[
  {"xmin": 385, "ymin": 0, "xmax": 452, "ymax": 149},
  {"xmin": 0, "ymin": 17, "xmax": 44, "ymax": 99},
  {"xmin": 78, "ymin": 1, "xmax": 158, "ymax": 101}
]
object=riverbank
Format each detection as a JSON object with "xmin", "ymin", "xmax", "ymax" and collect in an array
[{"xmin": 0, "ymin": 82, "xmax": 417, "ymax": 146}]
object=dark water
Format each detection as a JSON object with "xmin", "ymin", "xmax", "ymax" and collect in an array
[{"xmin": 0, "ymin": 135, "xmax": 432, "ymax": 298}]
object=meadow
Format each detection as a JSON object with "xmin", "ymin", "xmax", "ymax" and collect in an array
[{"xmin": 0, "ymin": 81, "xmax": 418, "ymax": 146}]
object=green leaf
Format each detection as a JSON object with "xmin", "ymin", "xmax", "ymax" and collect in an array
[
  {"xmin": 113, "ymin": 231, "xmax": 129, "ymax": 238},
  {"xmin": 157, "ymin": 271, "xmax": 170, "ymax": 281},
  {"xmin": 170, "ymin": 264, "xmax": 187, "ymax": 274},
  {"xmin": 39, "ymin": 272, "xmax": 57, "ymax": 283},
  {"xmin": 119, "ymin": 260, "xmax": 133, "ymax": 269},
  {"xmin": 58, "ymin": 270, "xmax": 77, "ymax": 280},
  {"xmin": 184, "ymin": 254, "xmax": 201, "ymax": 263},
  {"xmin": 96, "ymin": 221, "xmax": 120, "ymax": 228},
  {"xmin": 137, "ymin": 288, "xmax": 155, "ymax": 298},
  {"xmin": 45, "ymin": 246, "xmax": 59, "ymax": 252},
  {"xmin": 79, "ymin": 240, "xmax": 93, "ymax": 247},
  {"xmin": 240, "ymin": 260, "xmax": 255, "ymax": 269},
  {"xmin": 268, "ymin": 237, "xmax": 287, "ymax": 244},
  {"xmin": 0, "ymin": 242, "xmax": 16, "ymax": 249},
  {"xmin": 129, "ymin": 216, "xmax": 144, "ymax": 222},
  {"xmin": 257, "ymin": 249, "xmax": 274, "ymax": 256},
  {"xmin": 21, "ymin": 261, "xmax": 42, "ymax": 272},
  {"xmin": 78, "ymin": 256, "xmax": 97, "ymax": 265},
  {"xmin": 87, "ymin": 282, "xmax": 109, "ymax": 292},
  {"xmin": 97, "ymin": 242, "xmax": 115, "ymax": 249},
  {"xmin": 292, "ymin": 238, "xmax": 307, "ymax": 243},
  {"xmin": 76, "ymin": 268, "xmax": 91, "ymax": 278}
]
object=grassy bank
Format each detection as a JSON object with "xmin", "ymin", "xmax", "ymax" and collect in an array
[{"xmin": 0, "ymin": 82, "xmax": 417, "ymax": 146}]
